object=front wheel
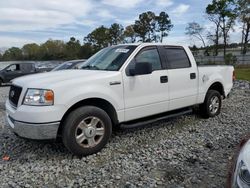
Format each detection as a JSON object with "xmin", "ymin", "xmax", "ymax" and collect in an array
[
  {"xmin": 62, "ymin": 106, "xmax": 112, "ymax": 156},
  {"xmin": 199, "ymin": 90, "xmax": 222, "ymax": 118}
]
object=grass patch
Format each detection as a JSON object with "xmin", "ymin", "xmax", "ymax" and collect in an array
[{"xmin": 235, "ymin": 68, "xmax": 250, "ymax": 81}]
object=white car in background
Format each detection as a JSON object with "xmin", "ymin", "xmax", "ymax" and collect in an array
[{"xmin": 230, "ymin": 138, "xmax": 250, "ymax": 188}]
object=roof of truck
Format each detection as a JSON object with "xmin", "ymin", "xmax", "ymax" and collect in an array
[{"xmin": 117, "ymin": 43, "xmax": 187, "ymax": 48}]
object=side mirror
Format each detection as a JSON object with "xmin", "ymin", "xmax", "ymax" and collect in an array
[{"xmin": 129, "ymin": 62, "xmax": 152, "ymax": 76}]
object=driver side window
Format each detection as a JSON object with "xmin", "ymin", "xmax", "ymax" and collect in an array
[
  {"xmin": 6, "ymin": 64, "xmax": 20, "ymax": 72},
  {"xmin": 135, "ymin": 48, "xmax": 162, "ymax": 71}
]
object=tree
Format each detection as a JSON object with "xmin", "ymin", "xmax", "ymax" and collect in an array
[
  {"xmin": 185, "ymin": 22, "xmax": 206, "ymax": 47},
  {"xmin": 109, "ymin": 23, "xmax": 124, "ymax": 45},
  {"xmin": 156, "ymin": 12, "xmax": 173, "ymax": 42},
  {"xmin": 65, "ymin": 37, "xmax": 81, "ymax": 60},
  {"xmin": 133, "ymin": 11, "xmax": 157, "ymax": 42},
  {"xmin": 22, "ymin": 43, "xmax": 40, "ymax": 60},
  {"xmin": 38, "ymin": 39, "xmax": 66, "ymax": 60},
  {"xmin": 206, "ymin": 30, "xmax": 222, "ymax": 55},
  {"xmin": 237, "ymin": 0, "xmax": 250, "ymax": 54},
  {"xmin": 206, "ymin": 0, "xmax": 237, "ymax": 56},
  {"xmin": 84, "ymin": 26, "xmax": 110, "ymax": 51},
  {"xmin": 124, "ymin": 25, "xmax": 137, "ymax": 43},
  {"xmin": 79, "ymin": 43, "xmax": 94, "ymax": 59},
  {"xmin": 2, "ymin": 47, "xmax": 23, "ymax": 61}
]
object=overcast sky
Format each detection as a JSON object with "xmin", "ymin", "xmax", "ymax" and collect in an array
[{"xmin": 0, "ymin": 0, "xmax": 242, "ymax": 48}]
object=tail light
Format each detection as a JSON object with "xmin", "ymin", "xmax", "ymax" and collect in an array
[{"xmin": 233, "ymin": 70, "xmax": 236, "ymax": 81}]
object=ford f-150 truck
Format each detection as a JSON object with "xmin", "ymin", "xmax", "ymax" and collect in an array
[{"xmin": 5, "ymin": 43, "xmax": 234, "ymax": 156}]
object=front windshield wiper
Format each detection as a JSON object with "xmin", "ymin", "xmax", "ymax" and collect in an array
[{"xmin": 81, "ymin": 65, "xmax": 100, "ymax": 70}]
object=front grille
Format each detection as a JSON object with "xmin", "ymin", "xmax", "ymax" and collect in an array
[{"xmin": 9, "ymin": 85, "xmax": 22, "ymax": 107}]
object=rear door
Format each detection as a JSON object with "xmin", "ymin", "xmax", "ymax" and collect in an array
[
  {"xmin": 21, "ymin": 63, "xmax": 36, "ymax": 75},
  {"xmin": 123, "ymin": 46, "xmax": 169, "ymax": 121},
  {"xmin": 161, "ymin": 46, "xmax": 198, "ymax": 110}
]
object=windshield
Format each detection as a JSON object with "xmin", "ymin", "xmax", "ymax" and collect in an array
[
  {"xmin": 81, "ymin": 45, "xmax": 137, "ymax": 71},
  {"xmin": 0, "ymin": 63, "xmax": 11, "ymax": 71}
]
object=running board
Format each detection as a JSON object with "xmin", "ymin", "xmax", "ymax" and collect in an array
[{"xmin": 120, "ymin": 108, "xmax": 193, "ymax": 129}]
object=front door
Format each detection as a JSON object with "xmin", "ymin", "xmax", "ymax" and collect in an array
[
  {"xmin": 123, "ymin": 46, "xmax": 169, "ymax": 121},
  {"xmin": 4, "ymin": 64, "xmax": 22, "ymax": 82}
]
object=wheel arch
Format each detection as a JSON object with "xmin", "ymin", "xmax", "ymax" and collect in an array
[
  {"xmin": 207, "ymin": 81, "xmax": 225, "ymax": 98},
  {"xmin": 57, "ymin": 98, "xmax": 119, "ymax": 137}
]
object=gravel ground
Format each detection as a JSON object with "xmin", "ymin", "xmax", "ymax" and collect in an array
[{"xmin": 0, "ymin": 81, "xmax": 249, "ymax": 188}]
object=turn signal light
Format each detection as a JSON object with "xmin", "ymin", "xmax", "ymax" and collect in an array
[{"xmin": 44, "ymin": 90, "xmax": 54, "ymax": 101}]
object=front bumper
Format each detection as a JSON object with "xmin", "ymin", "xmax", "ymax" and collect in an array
[
  {"xmin": 5, "ymin": 99, "xmax": 62, "ymax": 140},
  {"xmin": 6, "ymin": 115, "xmax": 60, "ymax": 140}
]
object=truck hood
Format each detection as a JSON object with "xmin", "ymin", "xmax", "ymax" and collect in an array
[{"xmin": 13, "ymin": 69, "xmax": 120, "ymax": 88}]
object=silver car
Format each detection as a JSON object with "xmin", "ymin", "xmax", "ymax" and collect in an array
[{"xmin": 229, "ymin": 138, "xmax": 250, "ymax": 188}]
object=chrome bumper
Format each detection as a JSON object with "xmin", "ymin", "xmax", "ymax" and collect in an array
[{"xmin": 6, "ymin": 115, "xmax": 60, "ymax": 140}]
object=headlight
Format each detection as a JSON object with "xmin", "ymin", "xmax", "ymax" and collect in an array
[
  {"xmin": 238, "ymin": 161, "xmax": 250, "ymax": 187},
  {"xmin": 23, "ymin": 89, "xmax": 54, "ymax": 106}
]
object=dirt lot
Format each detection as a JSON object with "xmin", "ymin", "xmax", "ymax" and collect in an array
[{"xmin": 0, "ymin": 81, "xmax": 249, "ymax": 188}]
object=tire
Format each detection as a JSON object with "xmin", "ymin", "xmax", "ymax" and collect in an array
[
  {"xmin": 199, "ymin": 90, "xmax": 222, "ymax": 118},
  {"xmin": 62, "ymin": 106, "xmax": 112, "ymax": 156},
  {"xmin": 0, "ymin": 79, "xmax": 2, "ymax": 86}
]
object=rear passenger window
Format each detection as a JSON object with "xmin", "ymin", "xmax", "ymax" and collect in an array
[{"xmin": 165, "ymin": 48, "xmax": 191, "ymax": 69}]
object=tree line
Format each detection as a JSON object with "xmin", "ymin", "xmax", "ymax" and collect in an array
[
  {"xmin": 0, "ymin": 11, "xmax": 172, "ymax": 61},
  {"xmin": 0, "ymin": 0, "xmax": 249, "ymax": 61},
  {"xmin": 186, "ymin": 0, "xmax": 249, "ymax": 56}
]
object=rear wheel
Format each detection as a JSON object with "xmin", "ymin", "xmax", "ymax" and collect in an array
[
  {"xmin": 199, "ymin": 90, "xmax": 222, "ymax": 118},
  {"xmin": 62, "ymin": 106, "xmax": 112, "ymax": 156}
]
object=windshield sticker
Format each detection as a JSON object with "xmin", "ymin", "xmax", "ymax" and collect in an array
[{"xmin": 115, "ymin": 48, "xmax": 130, "ymax": 53}]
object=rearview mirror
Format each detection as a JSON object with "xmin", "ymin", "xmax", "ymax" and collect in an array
[{"xmin": 129, "ymin": 62, "xmax": 152, "ymax": 76}]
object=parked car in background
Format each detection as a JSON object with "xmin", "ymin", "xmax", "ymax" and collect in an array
[
  {"xmin": 228, "ymin": 137, "xmax": 250, "ymax": 188},
  {"xmin": 5, "ymin": 43, "xmax": 234, "ymax": 156},
  {"xmin": 0, "ymin": 63, "xmax": 37, "ymax": 86},
  {"xmin": 51, "ymin": 59, "xmax": 86, "ymax": 71}
]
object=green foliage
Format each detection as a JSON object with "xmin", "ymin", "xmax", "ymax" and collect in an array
[
  {"xmin": 2, "ymin": 47, "xmax": 23, "ymax": 60},
  {"xmin": 109, "ymin": 23, "xmax": 124, "ymax": 45},
  {"xmin": 156, "ymin": 12, "xmax": 173, "ymax": 42},
  {"xmin": 206, "ymin": 0, "xmax": 237, "ymax": 56},
  {"xmin": 124, "ymin": 25, "xmax": 136, "ymax": 43},
  {"xmin": 236, "ymin": 0, "xmax": 250, "ymax": 54},
  {"xmin": 65, "ymin": 37, "xmax": 81, "ymax": 60},
  {"xmin": 133, "ymin": 11, "xmax": 173, "ymax": 42},
  {"xmin": 224, "ymin": 53, "xmax": 237, "ymax": 65},
  {"xmin": 84, "ymin": 25, "xmax": 110, "ymax": 51},
  {"xmin": 134, "ymin": 11, "xmax": 157, "ymax": 42},
  {"xmin": 79, "ymin": 43, "xmax": 94, "ymax": 59},
  {"xmin": 235, "ymin": 68, "xmax": 250, "ymax": 81},
  {"xmin": 22, "ymin": 43, "xmax": 40, "ymax": 60},
  {"xmin": 38, "ymin": 39, "xmax": 66, "ymax": 60}
]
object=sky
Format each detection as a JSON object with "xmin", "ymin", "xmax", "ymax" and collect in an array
[{"xmin": 0, "ymin": 0, "xmax": 242, "ymax": 48}]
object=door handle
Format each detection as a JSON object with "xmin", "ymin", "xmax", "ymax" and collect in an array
[
  {"xmin": 160, "ymin": 76, "xmax": 168, "ymax": 83},
  {"xmin": 190, "ymin": 73, "xmax": 196, "ymax": 79}
]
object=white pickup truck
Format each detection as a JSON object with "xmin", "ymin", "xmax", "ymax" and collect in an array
[{"xmin": 5, "ymin": 43, "xmax": 234, "ymax": 156}]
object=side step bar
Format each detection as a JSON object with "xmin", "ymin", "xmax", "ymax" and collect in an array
[{"xmin": 120, "ymin": 108, "xmax": 193, "ymax": 129}]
